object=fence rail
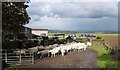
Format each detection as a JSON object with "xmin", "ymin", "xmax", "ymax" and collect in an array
[{"xmin": 1, "ymin": 49, "xmax": 34, "ymax": 65}]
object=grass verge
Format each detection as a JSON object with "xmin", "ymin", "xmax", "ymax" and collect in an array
[{"xmin": 90, "ymin": 41, "xmax": 118, "ymax": 68}]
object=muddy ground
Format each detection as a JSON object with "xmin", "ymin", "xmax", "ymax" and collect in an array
[{"xmin": 15, "ymin": 48, "xmax": 97, "ymax": 68}]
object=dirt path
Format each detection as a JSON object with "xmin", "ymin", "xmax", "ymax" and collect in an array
[{"xmin": 16, "ymin": 48, "xmax": 97, "ymax": 68}]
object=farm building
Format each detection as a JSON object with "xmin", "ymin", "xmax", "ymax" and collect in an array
[
  {"xmin": 32, "ymin": 29, "xmax": 48, "ymax": 36},
  {"xmin": 24, "ymin": 27, "xmax": 32, "ymax": 39}
]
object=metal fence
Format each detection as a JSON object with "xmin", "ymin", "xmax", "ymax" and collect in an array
[{"xmin": 1, "ymin": 49, "xmax": 34, "ymax": 65}]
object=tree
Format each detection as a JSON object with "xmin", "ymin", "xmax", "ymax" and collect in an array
[{"xmin": 2, "ymin": 1, "xmax": 31, "ymax": 39}]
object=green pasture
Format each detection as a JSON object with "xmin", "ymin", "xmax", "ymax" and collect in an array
[
  {"xmin": 48, "ymin": 33, "xmax": 119, "ymax": 38},
  {"xmin": 93, "ymin": 33, "xmax": 119, "ymax": 37},
  {"xmin": 90, "ymin": 40, "xmax": 118, "ymax": 68}
]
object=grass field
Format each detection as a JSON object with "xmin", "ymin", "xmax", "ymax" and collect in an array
[
  {"xmin": 91, "ymin": 40, "xmax": 118, "ymax": 68},
  {"xmin": 93, "ymin": 33, "xmax": 119, "ymax": 36}
]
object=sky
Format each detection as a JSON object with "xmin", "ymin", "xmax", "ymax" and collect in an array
[{"xmin": 25, "ymin": 0, "xmax": 119, "ymax": 32}]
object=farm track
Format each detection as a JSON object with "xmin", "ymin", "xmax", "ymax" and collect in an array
[{"xmin": 15, "ymin": 48, "xmax": 97, "ymax": 68}]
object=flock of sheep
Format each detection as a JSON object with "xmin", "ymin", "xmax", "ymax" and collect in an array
[
  {"xmin": 14, "ymin": 41, "xmax": 92, "ymax": 59},
  {"xmin": 37, "ymin": 41, "xmax": 92, "ymax": 58}
]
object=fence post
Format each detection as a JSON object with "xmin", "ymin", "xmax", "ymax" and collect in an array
[
  {"xmin": 90, "ymin": 38, "xmax": 92, "ymax": 43},
  {"xmin": 19, "ymin": 53, "xmax": 21, "ymax": 64},
  {"xmin": 32, "ymin": 53, "xmax": 34, "ymax": 64},
  {"xmin": 5, "ymin": 50, "xmax": 7, "ymax": 63}
]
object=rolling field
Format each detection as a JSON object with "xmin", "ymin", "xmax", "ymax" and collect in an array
[
  {"xmin": 103, "ymin": 36, "xmax": 119, "ymax": 50},
  {"xmin": 94, "ymin": 34, "xmax": 119, "ymax": 50}
]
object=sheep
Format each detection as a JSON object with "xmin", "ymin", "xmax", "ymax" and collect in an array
[
  {"xmin": 49, "ymin": 47, "xmax": 60, "ymax": 57},
  {"xmin": 71, "ymin": 42, "xmax": 87, "ymax": 52},
  {"xmin": 20, "ymin": 49, "xmax": 26, "ymax": 54},
  {"xmin": 65, "ymin": 45, "xmax": 72, "ymax": 52},
  {"xmin": 71, "ymin": 43, "xmax": 77, "ymax": 51},
  {"xmin": 14, "ymin": 50, "xmax": 21, "ymax": 55},
  {"xmin": 60, "ymin": 48, "xmax": 66, "ymax": 57},
  {"xmin": 60, "ymin": 45, "xmax": 67, "ymax": 57},
  {"xmin": 37, "ymin": 42, "xmax": 88, "ymax": 58},
  {"xmin": 28, "ymin": 47, "xmax": 38, "ymax": 53},
  {"xmin": 37, "ymin": 50, "xmax": 49, "ymax": 58},
  {"xmin": 48, "ymin": 49, "xmax": 54, "ymax": 57},
  {"xmin": 75, "ymin": 43, "xmax": 83, "ymax": 52},
  {"xmin": 14, "ymin": 49, "xmax": 26, "ymax": 55},
  {"xmin": 86, "ymin": 42, "xmax": 92, "ymax": 47},
  {"xmin": 53, "ymin": 44, "xmax": 58, "ymax": 47},
  {"xmin": 54, "ymin": 47, "xmax": 61, "ymax": 55},
  {"xmin": 80, "ymin": 43, "xmax": 87, "ymax": 51}
]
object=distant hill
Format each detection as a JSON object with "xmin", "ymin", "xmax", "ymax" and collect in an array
[{"xmin": 49, "ymin": 30, "xmax": 119, "ymax": 34}]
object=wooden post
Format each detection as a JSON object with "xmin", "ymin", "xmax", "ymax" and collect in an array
[
  {"xmin": 5, "ymin": 50, "xmax": 7, "ymax": 63},
  {"xmin": 90, "ymin": 38, "xmax": 92, "ymax": 43},
  {"xmin": 64, "ymin": 34, "xmax": 65, "ymax": 39},
  {"xmin": 32, "ymin": 53, "xmax": 34, "ymax": 64},
  {"xmin": 19, "ymin": 53, "xmax": 21, "ymax": 64}
]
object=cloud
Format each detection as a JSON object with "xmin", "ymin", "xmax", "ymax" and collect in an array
[
  {"xmin": 30, "ymin": 0, "xmax": 119, "ymax": 2},
  {"xmin": 27, "ymin": 2, "xmax": 118, "ymax": 18},
  {"xmin": 25, "ymin": 2, "xmax": 118, "ymax": 31},
  {"xmin": 25, "ymin": 17, "xmax": 118, "ymax": 31}
]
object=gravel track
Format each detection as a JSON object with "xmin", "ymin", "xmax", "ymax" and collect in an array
[{"xmin": 16, "ymin": 48, "xmax": 97, "ymax": 68}]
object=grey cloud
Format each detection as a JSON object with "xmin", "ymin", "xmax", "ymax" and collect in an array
[
  {"xmin": 25, "ymin": 2, "xmax": 118, "ymax": 31},
  {"xmin": 25, "ymin": 17, "xmax": 118, "ymax": 31},
  {"xmin": 27, "ymin": 2, "xmax": 118, "ymax": 18}
]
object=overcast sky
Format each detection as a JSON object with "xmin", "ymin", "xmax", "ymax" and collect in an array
[{"xmin": 25, "ymin": 0, "xmax": 119, "ymax": 32}]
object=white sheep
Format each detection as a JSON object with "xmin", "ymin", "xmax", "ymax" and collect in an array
[
  {"xmin": 71, "ymin": 43, "xmax": 77, "ymax": 51},
  {"xmin": 86, "ymin": 42, "xmax": 92, "ymax": 47},
  {"xmin": 20, "ymin": 49, "xmax": 26, "ymax": 54},
  {"xmin": 14, "ymin": 49, "xmax": 26, "ymax": 55},
  {"xmin": 81, "ymin": 43, "xmax": 87, "ymax": 51},
  {"xmin": 28, "ymin": 47, "xmax": 38, "ymax": 53},
  {"xmin": 37, "ymin": 50, "xmax": 49, "ymax": 58},
  {"xmin": 72, "ymin": 42, "xmax": 87, "ymax": 51},
  {"xmin": 49, "ymin": 47, "xmax": 60, "ymax": 57},
  {"xmin": 75, "ymin": 43, "xmax": 83, "ymax": 52},
  {"xmin": 60, "ymin": 46, "xmax": 66, "ymax": 57},
  {"xmin": 66, "ymin": 45, "xmax": 72, "ymax": 52}
]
